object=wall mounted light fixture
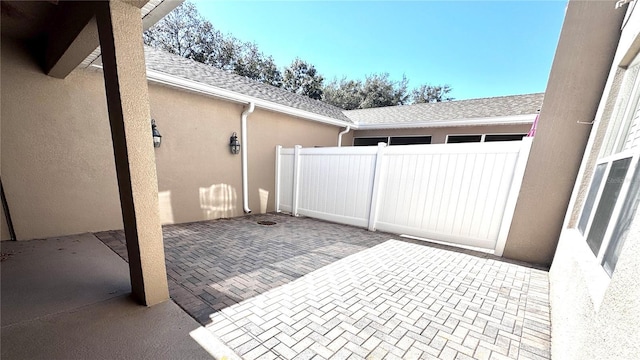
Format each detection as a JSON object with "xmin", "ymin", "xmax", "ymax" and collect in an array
[
  {"xmin": 151, "ymin": 119, "xmax": 162, "ymax": 148},
  {"xmin": 229, "ymin": 132, "xmax": 240, "ymax": 154}
]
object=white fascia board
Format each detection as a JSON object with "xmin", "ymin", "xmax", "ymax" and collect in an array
[
  {"xmin": 354, "ymin": 114, "xmax": 537, "ymax": 130},
  {"xmin": 145, "ymin": 69, "xmax": 355, "ymax": 128}
]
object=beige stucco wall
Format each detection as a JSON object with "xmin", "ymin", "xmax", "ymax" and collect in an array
[
  {"xmin": 549, "ymin": 4, "xmax": 640, "ymax": 359},
  {"xmin": 351, "ymin": 124, "xmax": 531, "ymax": 145},
  {"xmin": 550, "ymin": 225, "xmax": 640, "ymax": 359},
  {"xmin": 1, "ymin": 36, "xmax": 341, "ymax": 240},
  {"xmin": 503, "ymin": 0, "xmax": 625, "ymax": 265},
  {"xmin": 1, "ymin": 38, "xmax": 123, "ymax": 241},
  {"xmin": 150, "ymin": 84, "xmax": 339, "ymax": 225}
]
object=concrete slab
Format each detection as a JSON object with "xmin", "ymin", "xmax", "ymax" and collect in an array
[
  {"xmin": 1, "ymin": 233, "xmax": 130, "ymax": 326},
  {"xmin": 1, "ymin": 295, "xmax": 211, "ymax": 359},
  {"xmin": 1, "ymin": 233, "xmax": 213, "ymax": 359}
]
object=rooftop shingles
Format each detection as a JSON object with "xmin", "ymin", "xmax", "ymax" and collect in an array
[
  {"xmin": 343, "ymin": 93, "xmax": 544, "ymax": 127},
  {"xmin": 144, "ymin": 46, "xmax": 353, "ymax": 123}
]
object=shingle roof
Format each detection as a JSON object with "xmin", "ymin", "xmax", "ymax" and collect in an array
[
  {"xmin": 343, "ymin": 93, "xmax": 544, "ymax": 128},
  {"xmin": 144, "ymin": 46, "xmax": 353, "ymax": 123}
]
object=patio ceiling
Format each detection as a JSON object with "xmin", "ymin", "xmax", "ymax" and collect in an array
[{"xmin": 0, "ymin": 0, "xmax": 182, "ymax": 78}]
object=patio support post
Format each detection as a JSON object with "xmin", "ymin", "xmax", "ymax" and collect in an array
[
  {"xmin": 502, "ymin": 0, "xmax": 625, "ymax": 265},
  {"xmin": 95, "ymin": 0, "xmax": 169, "ymax": 306}
]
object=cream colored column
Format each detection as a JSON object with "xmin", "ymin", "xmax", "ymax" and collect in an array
[
  {"xmin": 502, "ymin": 0, "xmax": 625, "ymax": 265},
  {"xmin": 96, "ymin": 0, "xmax": 169, "ymax": 306}
]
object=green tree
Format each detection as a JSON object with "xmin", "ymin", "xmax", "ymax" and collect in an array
[
  {"xmin": 283, "ymin": 58, "xmax": 324, "ymax": 100},
  {"xmin": 411, "ymin": 84, "xmax": 454, "ymax": 103},
  {"xmin": 143, "ymin": 1, "xmax": 210, "ymax": 61},
  {"xmin": 322, "ymin": 77, "xmax": 364, "ymax": 110},
  {"xmin": 359, "ymin": 73, "xmax": 409, "ymax": 108},
  {"xmin": 234, "ymin": 43, "xmax": 283, "ymax": 87}
]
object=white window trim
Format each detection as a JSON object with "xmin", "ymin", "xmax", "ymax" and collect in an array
[
  {"xmin": 613, "ymin": 71, "xmax": 640, "ymax": 153},
  {"xmin": 581, "ymin": 151, "xmax": 640, "ymax": 264}
]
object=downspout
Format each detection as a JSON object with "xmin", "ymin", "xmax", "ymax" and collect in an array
[
  {"xmin": 338, "ymin": 126, "xmax": 351, "ymax": 147},
  {"xmin": 241, "ymin": 102, "xmax": 255, "ymax": 214}
]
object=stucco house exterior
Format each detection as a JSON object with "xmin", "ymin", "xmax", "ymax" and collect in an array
[
  {"xmin": 547, "ymin": 1, "xmax": 640, "ymax": 358},
  {"xmin": 1, "ymin": 29, "xmax": 356, "ymax": 243},
  {"xmin": 1, "ymin": 0, "xmax": 639, "ymax": 358},
  {"xmin": 0, "ymin": 9, "xmax": 546, "ymax": 246}
]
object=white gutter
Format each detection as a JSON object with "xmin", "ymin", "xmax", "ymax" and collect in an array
[
  {"xmin": 143, "ymin": 68, "xmax": 356, "ymax": 129},
  {"xmin": 353, "ymin": 114, "xmax": 537, "ymax": 130},
  {"xmin": 337, "ymin": 126, "xmax": 351, "ymax": 147},
  {"xmin": 241, "ymin": 102, "xmax": 255, "ymax": 214}
]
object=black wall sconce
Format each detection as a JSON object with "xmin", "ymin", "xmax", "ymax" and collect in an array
[
  {"xmin": 229, "ymin": 132, "xmax": 240, "ymax": 154},
  {"xmin": 151, "ymin": 119, "xmax": 162, "ymax": 148}
]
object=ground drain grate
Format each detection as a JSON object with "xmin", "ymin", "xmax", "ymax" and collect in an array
[{"xmin": 257, "ymin": 220, "xmax": 277, "ymax": 226}]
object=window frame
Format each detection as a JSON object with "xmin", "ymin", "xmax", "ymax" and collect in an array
[
  {"xmin": 577, "ymin": 53, "xmax": 640, "ymax": 276},
  {"xmin": 445, "ymin": 134, "xmax": 483, "ymax": 143},
  {"xmin": 580, "ymin": 151, "xmax": 639, "ymax": 267},
  {"xmin": 445, "ymin": 133, "xmax": 528, "ymax": 144},
  {"xmin": 388, "ymin": 135, "xmax": 432, "ymax": 145},
  {"xmin": 483, "ymin": 133, "xmax": 528, "ymax": 142},
  {"xmin": 353, "ymin": 136, "xmax": 389, "ymax": 146},
  {"xmin": 353, "ymin": 135, "xmax": 433, "ymax": 146}
]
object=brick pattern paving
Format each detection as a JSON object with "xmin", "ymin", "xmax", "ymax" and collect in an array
[
  {"xmin": 206, "ymin": 239, "xmax": 550, "ymax": 360},
  {"xmin": 96, "ymin": 214, "xmax": 397, "ymax": 323},
  {"xmin": 96, "ymin": 214, "xmax": 550, "ymax": 359}
]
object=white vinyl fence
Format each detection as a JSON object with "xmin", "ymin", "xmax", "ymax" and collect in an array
[{"xmin": 275, "ymin": 138, "xmax": 532, "ymax": 255}]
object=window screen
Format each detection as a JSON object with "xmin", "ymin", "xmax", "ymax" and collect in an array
[
  {"xmin": 578, "ymin": 163, "xmax": 607, "ymax": 235},
  {"xmin": 602, "ymin": 162, "xmax": 640, "ymax": 276},
  {"xmin": 586, "ymin": 158, "xmax": 631, "ymax": 256},
  {"xmin": 389, "ymin": 136, "xmax": 432, "ymax": 145},
  {"xmin": 447, "ymin": 135, "xmax": 482, "ymax": 143},
  {"xmin": 484, "ymin": 134, "xmax": 527, "ymax": 142},
  {"xmin": 353, "ymin": 137, "xmax": 388, "ymax": 146}
]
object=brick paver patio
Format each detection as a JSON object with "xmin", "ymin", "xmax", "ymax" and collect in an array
[{"xmin": 96, "ymin": 214, "xmax": 550, "ymax": 360}]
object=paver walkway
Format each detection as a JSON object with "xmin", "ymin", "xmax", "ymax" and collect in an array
[
  {"xmin": 96, "ymin": 214, "xmax": 398, "ymax": 323},
  {"xmin": 96, "ymin": 214, "xmax": 550, "ymax": 360}
]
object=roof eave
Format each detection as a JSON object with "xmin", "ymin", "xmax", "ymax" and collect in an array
[
  {"xmin": 353, "ymin": 114, "xmax": 537, "ymax": 130},
  {"xmin": 143, "ymin": 69, "xmax": 354, "ymax": 128}
]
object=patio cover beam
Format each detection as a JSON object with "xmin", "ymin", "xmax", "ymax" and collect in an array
[
  {"xmin": 96, "ymin": 0, "xmax": 169, "ymax": 306},
  {"xmin": 44, "ymin": 1, "xmax": 100, "ymax": 79},
  {"xmin": 44, "ymin": 1, "xmax": 149, "ymax": 79}
]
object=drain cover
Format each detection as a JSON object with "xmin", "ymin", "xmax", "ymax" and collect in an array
[{"xmin": 257, "ymin": 220, "xmax": 277, "ymax": 226}]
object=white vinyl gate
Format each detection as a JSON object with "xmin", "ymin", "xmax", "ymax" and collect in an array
[{"xmin": 275, "ymin": 138, "xmax": 532, "ymax": 255}]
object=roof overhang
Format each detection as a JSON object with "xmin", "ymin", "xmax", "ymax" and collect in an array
[
  {"xmin": 78, "ymin": 0, "xmax": 183, "ymax": 69},
  {"xmin": 129, "ymin": 67, "xmax": 353, "ymax": 128},
  {"xmin": 353, "ymin": 114, "xmax": 537, "ymax": 130}
]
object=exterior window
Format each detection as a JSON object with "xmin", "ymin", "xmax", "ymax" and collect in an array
[
  {"xmin": 585, "ymin": 158, "xmax": 631, "ymax": 255},
  {"xmin": 577, "ymin": 54, "xmax": 640, "ymax": 276},
  {"xmin": 354, "ymin": 137, "xmax": 388, "ymax": 146},
  {"xmin": 389, "ymin": 136, "xmax": 431, "ymax": 145},
  {"xmin": 484, "ymin": 134, "xmax": 527, "ymax": 142},
  {"xmin": 446, "ymin": 135, "xmax": 482, "ymax": 143},
  {"xmin": 578, "ymin": 163, "xmax": 607, "ymax": 234},
  {"xmin": 579, "ymin": 153, "xmax": 638, "ymax": 273},
  {"xmin": 602, "ymin": 163, "xmax": 640, "ymax": 276}
]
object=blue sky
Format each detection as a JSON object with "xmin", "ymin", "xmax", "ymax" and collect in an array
[{"xmin": 193, "ymin": 1, "xmax": 567, "ymax": 100}]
